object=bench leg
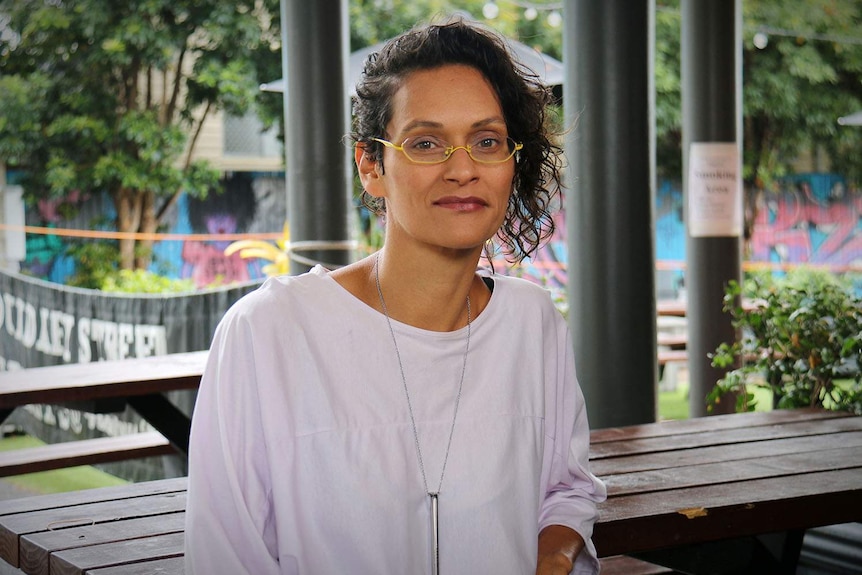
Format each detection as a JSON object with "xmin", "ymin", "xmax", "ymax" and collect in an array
[{"xmin": 127, "ymin": 394, "xmax": 191, "ymax": 458}]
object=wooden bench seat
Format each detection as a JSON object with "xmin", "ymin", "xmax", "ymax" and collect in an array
[
  {"xmin": 92, "ymin": 556, "xmax": 677, "ymax": 575},
  {"xmin": 657, "ymin": 349, "xmax": 688, "ymax": 366},
  {"xmin": 0, "ymin": 432, "xmax": 174, "ymax": 477}
]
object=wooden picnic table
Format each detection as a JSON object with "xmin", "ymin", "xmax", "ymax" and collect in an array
[
  {"xmin": 656, "ymin": 333, "xmax": 687, "ymax": 350},
  {"xmin": 0, "ymin": 407, "xmax": 859, "ymax": 574},
  {"xmin": 0, "ymin": 351, "xmax": 207, "ymax": 476},
  {"xmin": 591, "ymin": 407, "xmax": 862, "ymax": 572},
  {"xmin": 657, "ymin": 297, "xmax": 758, "ymax": 318},
  {"xmin": 656, "ymin": 298, "xmax": 688, "ymax": 317}
]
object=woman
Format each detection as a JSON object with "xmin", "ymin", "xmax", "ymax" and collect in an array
[{"xmin": 185, "ymin": 18, "xmax": 606, "ymax": 575}]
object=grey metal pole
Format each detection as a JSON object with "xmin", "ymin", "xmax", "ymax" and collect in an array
[
  {"xmin": 282, "ymin": 0, "xmax": 352, "ymax": 275},
  {"xmin": 564, "ymin": 0, "xmax": 658, "ymax": 428},
  {"xmin": 681, "ymin": 0, "xmax": 743, "ymax": 417}
]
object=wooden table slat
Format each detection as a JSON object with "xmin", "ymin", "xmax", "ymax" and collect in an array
[
  {"xmin": 590, "ymin": 407, "xmax": 849, "ymax": 443},
  {"xmin": 595, "ymin": 468, "xmax": 862, "ymax": 557},
  {"xmin": 590, "ymin": 415, "xmax": 862, "ymax": 458},
  {"xmin": 50, "ymin": 532, "xmax": 184, "ymax": 575},
  {"xmin": 591, "ymin": 429, "xmax": 862, "ymax": 476},
  {"xmin": 2, "ymin": 491, "xmax": 186, "ymax": 535},
  {"xmin": 604, "ymin": 445, "xmax": 862, "ymax": 496},
  {"xmin": 597, "ymin": 467, "xmax": 862, "ymax": 524},
  {"xmin": 0, "ymin": 478, "xmax": 186, "ymax": 518},
  {"xmin": 20, "ymin": 512, "xmax": 184, "ymax": 575},
  {"xmin": 85, "ymin": 556, "xmax": 185, "ymax": 575},
  {"xmin": 0, "ymin": 492, "xmax": 185, "ymax": 568},
  {"xmin": 0, "ymin": 351, "xmax": 206, "ymax": 409}
]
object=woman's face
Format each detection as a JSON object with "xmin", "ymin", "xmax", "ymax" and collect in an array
[{"xmin": 357, "ymin": 64, "xmax": 515, "ymax": 257}]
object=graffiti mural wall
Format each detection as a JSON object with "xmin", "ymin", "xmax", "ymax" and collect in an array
[
  {"xmin": 495, "ymin": 173, "xmax": 860, "ymax": 297},
  {"xmin": 20, "ymin": 172, "xmax": 287, "ymax": 288},
  {"xmin": 15, "ymin": 172, "xmax": 861, "ymax": 293},
  {"xmin": 749, "ymin": 174, "xmax": 861, "ymax": 270}
]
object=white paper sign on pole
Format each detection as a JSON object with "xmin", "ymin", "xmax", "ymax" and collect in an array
[{"xmin": 687, "ymin": 142, "xmax": 743, "ymax": 237}]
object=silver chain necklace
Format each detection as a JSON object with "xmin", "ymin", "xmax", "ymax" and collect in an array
[{"xmin": 374, "ymin": 253, "xmax": 471, "ymax": 575}]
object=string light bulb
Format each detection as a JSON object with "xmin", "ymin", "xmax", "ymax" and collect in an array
[
  {"xmin": 482, "ymin": 2, "xmax": 500, "ymax": 19},
  {"xmin": 481, "ymin": 2, "xmax": 563, "ymax": 24}
]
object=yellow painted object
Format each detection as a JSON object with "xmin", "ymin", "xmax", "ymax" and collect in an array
[{"xmin": 224, "ymin": 222, "xmax": 290, "ymax": 276}]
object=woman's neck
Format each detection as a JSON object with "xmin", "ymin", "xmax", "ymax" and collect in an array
[{"xmin": 331, "ymin": 245, "xmax": 490, "ymax": 332}]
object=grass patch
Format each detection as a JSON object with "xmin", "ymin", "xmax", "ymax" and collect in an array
[
  {"xmin": 659, "ymin": 382, "xmax": 774, "ymax": 421},
  {"xmin": 0, "ymin": 434, "xmax": 128, "ymax": 495},
  {"xmin": 659, "ymin": 385, "xmax": 690, "ymax": 421}
]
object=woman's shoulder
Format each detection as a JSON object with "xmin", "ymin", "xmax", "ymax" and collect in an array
[
  {"xmin": 482, "ymin": 270, "xmax": 555, "ymax": 301},
  {"xmin": 223, "ymin": 266, "xmax": 333, "ymax": 321},
  {"xmin": 480, "ymin": 271, "xmax": 565, "ymax": 323}
]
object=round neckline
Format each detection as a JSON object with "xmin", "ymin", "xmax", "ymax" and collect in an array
[{"xmin": 312, "ymin": 265, "xmax": 497, "ymax": 337}]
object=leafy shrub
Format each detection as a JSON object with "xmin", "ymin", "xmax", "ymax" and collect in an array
[
  {"xmin": 709, "ymin": 268, "xmax": 862, "ymax": 414},
  {"xmin": 100, "ymin": 269, "xmax": 195, "ymax": 294},
  {"xmin": 66, "ymin": 242, "xmax": 194, "ymax": 293},
  {"xmin": 66, "ymin": 242, "xmax": 121, "ymax": 289}
]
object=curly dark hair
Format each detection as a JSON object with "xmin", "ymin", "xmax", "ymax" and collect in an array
[{"xmin": 350, "ymin": 17, "xmax": 563, "ymax": 263}]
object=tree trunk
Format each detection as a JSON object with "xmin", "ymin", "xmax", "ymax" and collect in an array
[
  {"xmin": 114, "ymin": 188, "xmax": 143, "ymax": 270},
  {"xmin": 742, "ymin": 184, "xmax": 762, "ymax": 259},
  {"xmin": 136, "ymin": 190, "xmax": 157, "ymax": 270}
]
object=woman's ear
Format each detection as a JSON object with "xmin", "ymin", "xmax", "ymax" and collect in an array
[{"xmin": 356, "ymin": 145, "xmax": 385, "ymax": 198}]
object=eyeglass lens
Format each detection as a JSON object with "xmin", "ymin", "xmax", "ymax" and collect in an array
[{"xmin": 402, "ymin": 135, "xmax": 517, "ymax": 163}]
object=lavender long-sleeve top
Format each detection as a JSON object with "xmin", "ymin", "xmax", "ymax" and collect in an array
[{"xmin": 185, "ymin": 266, "xmax": 606, "ymax": 575}]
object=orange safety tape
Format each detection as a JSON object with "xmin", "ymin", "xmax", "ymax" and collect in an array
[{"xmin": 0, "ymin": 223, "xmax": 284, "ymax": 242}]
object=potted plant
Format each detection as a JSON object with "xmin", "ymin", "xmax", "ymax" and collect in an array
[{"xmin": 709, "ymin": 268, "xmax": 862, "ymax": 414}]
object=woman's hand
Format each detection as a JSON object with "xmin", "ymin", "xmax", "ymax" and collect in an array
[{"xmin": 536, "ymin": 525, "xmax": 585, "ymax": 575}]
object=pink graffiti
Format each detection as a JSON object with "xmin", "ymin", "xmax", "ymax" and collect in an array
[
  {"xmin": 181, "ymin": 242, "xmax": 252, "ymax": 288},
  {"xmin": 36, "ymin": 190, "xmax": 87, "ymax": 223},
  {"xmin": 491, "ymin": 209, "xmax": 569, "ymax": 289},
  {"xmin": 750, "ymin": 190, "xmax": 862, "ymax": 267}
]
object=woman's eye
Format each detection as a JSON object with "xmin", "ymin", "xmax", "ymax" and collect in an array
[
  {"xmin": 406, "ymin": 137, "xmax": 446, "ymax": 153},
  {"xmin": 475, "ymin": 137, "xmax": 501, "ymax": 149}
]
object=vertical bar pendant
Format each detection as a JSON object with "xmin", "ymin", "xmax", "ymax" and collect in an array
[{"xmin": 430, "ymin": 493, "xmax": 440, "ymax": 575}]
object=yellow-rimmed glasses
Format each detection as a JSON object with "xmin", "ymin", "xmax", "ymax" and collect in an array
[{"xmin": 373, "ymin": 134, "xmax": 523, "ymax": 164}]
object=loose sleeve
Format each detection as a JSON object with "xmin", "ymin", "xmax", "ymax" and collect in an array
[
  {"xmin": 184, "ymin": 305, "xmax": 282, "ymax": 575},
  {"xmin": 538, "ymin": 322, "xmax": 607, "ymax": 575}
]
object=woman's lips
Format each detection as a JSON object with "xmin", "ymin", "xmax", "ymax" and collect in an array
[{"xmin": 434, "ymin": 196, "xmax": 488, "ymax": 211}]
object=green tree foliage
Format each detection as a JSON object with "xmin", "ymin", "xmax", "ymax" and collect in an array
[
  {"xmin": 743, "ymin": 0, "xmax": 862, "ymax": 189},
  {"xmin": 0, "ymin": 0, "xmax": 280, "ymax": 270},
  {"xmin": 254, "ymin": 1, "xmax": 565, "ymax": 136},
  {"xmin": 348, "ymin": 0, "xmax": 562, "ymax": 56}
]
